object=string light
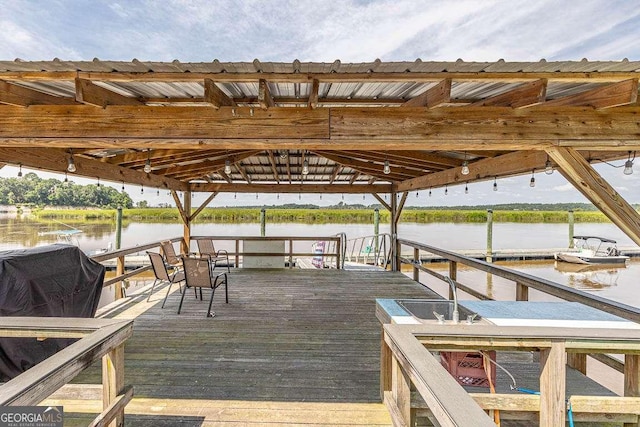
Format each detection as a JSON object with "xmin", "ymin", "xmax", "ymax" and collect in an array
[
  {"xmin": 67, "ymin": 150, "xmax": 76, "ymax": 173},
  {"xmin": 341, "ymin": 194, "xmax": 344, "ymax": 200},
  {"xmin": 465, "ymin": 183, "xmax": 469, "ymax": 194},
  {"xmin": 416, "ymin": 191, "xmax": 419, "ymax": 198},
  {"xmin": 383, "ymin": 160, "xmax": 391, "ymax": 175},
  {"xmin": 256, "ymin": 193, "xmax": 258, "ymax": 199},
  {"xmin": 224, "ymin": 159, "xmax": 232, "ymax": 174},
  {"xmin": 444, "ymin": 185, "xmax": 448, "ymax": 195},
  {"xmin": 530, "ymin": 169, "xmax": 536, "ymax": 187},
  {"xmin": 234, "ymin": 193, "xmax": 237, "ymax": 199},
  {"xmin": 493, "ymin": 177, "xmax": 498, "ymax": 192},
  {"xmin": 96, "ymin": 178, "xmax": 100, "ymax": 187},
  {"xmin": 362, "ymin": 194, "xmax": 365, "ymax": 200},
  {"xmin": 140, "ymin": 185, "xmax": 144, "ymax": 194},
  {"xmin": 319, "ymin": 194, "xmax": 322, "ymax": 200},
  {"xmin": 279, "ymin": 150, "xmax": 287, "ymax": 159},
  {"xmin": 299, "ymin": 193, "xmax": 301, "ymax": 200},
  {"xmin": 156, "ymin": 189, "xmax": 160, "ymax": 196},
  {"xmin": 64, "ymin": 172, "xmax": 68, "ymax": 184},
  {"xmin": 545, "ymin": 155, "xmax": 554, "ymax": 175},
  {"xmin": 624, "ymin": 151, "xmax": 635, "ymax": 175},
  {"xmin": 143, "ymin": 149, "xmax": 152, "ymax": 173},
  {"xmin": 277, "ymin": 193, "xmax": 280, "ymax": 199},
  {"xmin": 121, "ymin": 181, "xmax": 125, "ymax": 192},
  {"xmin": 428, "ymin": 188, "xmax": 432, "ymax": 197},
  {"xmin": 17, "ymin": 164, "xmax": 22, "ymax": 177},
  {"xmin": 461, "ymin": 152, "xmax": 469, "ymax": 175},
  {"xmin": 302, "ymin": 159, "xmax": 309, "ymax": 175}
]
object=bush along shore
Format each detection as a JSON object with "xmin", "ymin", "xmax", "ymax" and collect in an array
[{"xmin": 31, "ymin": 207, "xmax": 612, "ymax": 224}]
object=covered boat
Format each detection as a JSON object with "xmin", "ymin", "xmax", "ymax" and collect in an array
[{"xmin": 554, "ymin": 236, "xmax": 629, "ymax": 265}]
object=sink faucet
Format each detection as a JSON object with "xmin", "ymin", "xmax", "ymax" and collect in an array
[{"xmin": 444, "ymin": 276, "xmax": 459, "ymax": 324}]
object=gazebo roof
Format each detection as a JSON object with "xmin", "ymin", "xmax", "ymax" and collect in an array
[{"xmin": 0, "ymin": 59, "xmax": 638, "ymax": 196}]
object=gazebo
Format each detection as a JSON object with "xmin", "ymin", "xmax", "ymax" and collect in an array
[{"xmin": 0, "ymin": 58, "xmax": 639, "ymax": 258}]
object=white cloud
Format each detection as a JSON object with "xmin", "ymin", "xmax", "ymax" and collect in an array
[{"xmin": 553, "ymin": 183, "xmax": 577, "ymax": 192}]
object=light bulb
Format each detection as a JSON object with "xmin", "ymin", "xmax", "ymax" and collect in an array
[
  {"xmin": 545, "ymin": 159, "xmax": 553, "ymax": 175},
  {"xmin": 530, "ymin": 176, "xmax": 536, "ymax": 187},
  {"xmin": 144, "ymin": 158, "xmax": 151, "ymax": 173},
  {"xmin": 302, "ymin": 159, "xmax": 309, "ymax": 175},
  {"xmin": 444, "ymin": 186, "xmax": 448, "ymax": 195},
  {"xmin": 17, "ymin": 164, "xmax": 22, "ymax": 177},
  {"xmin": 461, "ymin": 160, "xmax": 469, "ymax": 175},
  {"xmin": 96, "ymin": 178, "xmax": 100, "ymax": 187},
  {"xmin": 429, "ymin": 189, "xmax": 432, "ymax": 197},
  {"xmin": 493, "ymin": 180, "xmax": 498, "ymax": 192},
  {"xmin": 383, "ymin": 160, "xmax": 390, "ymax": 175},
  {"xmin": 156, "ymin": 189, "xmax": 160, "ymax": 196},
  {"xmin": 279, "ymin": 151, "xmax": 287, "ymax": 159},
  {"xmin": 224, "ymin": 159, "xmax": 232, "ymax": 174},
  {"xmin": 624, "ymin": 159, "xmax": 633, "ymax": 175},
  {"xmin": 64, "ymin": 173, "xmax": 69, "ymax": 184},
  {"xmin": 67, "ymin": 156, "xmax": 76, "ymax": 173},
  {"xmin": 416, "ymin": 191, "xmax": 419, "ymax": 198},
  {"xmin": 465, "ymin": 184, "xmax": 469, "ymax": 194},
  {"xmin": 140, "ymin": 186, "xmax": 144, "ymax": 194},
  {"xmin": 121, "ymin": 182, "xmax": 124, "ymax": 192}
]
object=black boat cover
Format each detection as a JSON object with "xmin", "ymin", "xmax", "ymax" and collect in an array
[{"xmin": 0, "ymin": 244, "xmax": 105, "ymax": 381}]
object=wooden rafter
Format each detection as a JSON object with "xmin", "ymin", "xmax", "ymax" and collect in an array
[
  {"xmin": 75, "ymin": 78, "xmax": 143, "ymax": 107},
  {"xmin": 547, "ymin": 146, "xmax": 640, "ymax": 246},
  {"xmin": 401, "ymin": 79, "xmax": 451, "ymax": 107},
  {"xmin": 372, "ymin": 194, "xmax": 391, "ymax": 211},
  {"xmin": 285, "ymin": 152, "xmax": 292, "ymax": 183},
  {"xmin": 106, "ymin": 149, "xmax": 224, "ymax": 167},
  {"xmin": 160, "ymin": 150, "xmax": 260, "ymax": 178},
  {"xmin": 343, "ymin": 150, "xmax": 452, "ymax": 171},
  {"xmin": 314, "ymin": 151, "xmax": 420, "ymax": 180},
  {"xmin": 190, "ymin": 192, "xmax": 218, "ymax": 221},
  {"xmin": 235, "ymin": 163, "xmax": 252, "ymax": 184},
  {"xmin": 204, "ymin": 78, "xmax": 236, "ymax": 109},
  {"xmin": 171, "ymin": 191, "xmax": 189, "ymax": 225},
  {"xmin": 349, "ymin": 171, "xmax": 361, "ymax": 185},
  {"xmin": 543, "ymin": 79, "xmax": 638, "ymax": 109},
  {"xmin": 468, "ymin": 79, "xmax": 547, "ymax": 108},
  {"xmin": 0, "ymin": 80, "xmax": 77, "ymax": 106},
  {"xmin": 267, "ymin": 150, "xmax": 280, "ymax": 183},
  {"xmin": 394, "ymin": 192, "xmax": 408, "ymax": 224},
  {"xmin": 308, "ymin": 79, "xmax": 319, "ymax": 109},
  {"xmin": 258, "ymin": 79, "xmax": 275, "ymax": 109},
  {"xmin": 329, "ymin": 165, "xmax": 342, "ymax": 184}
]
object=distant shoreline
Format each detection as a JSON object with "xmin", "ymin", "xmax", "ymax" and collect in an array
[{"xmin": 31, "ymin": 207, "xmax": 612, "ymax": 224}]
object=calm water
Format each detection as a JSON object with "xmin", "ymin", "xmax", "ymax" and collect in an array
[{"xmin": 1, "ymin": 214, "xmax": 638, "ymax": 308}]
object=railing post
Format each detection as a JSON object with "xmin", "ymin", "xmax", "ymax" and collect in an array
[
  {"xmin": 260, "ymin": 208, "xmax": 266, "ymax": 237},
  {"xmin": 102, "ymin": 343, "xmax": 125, "ymax": 427},
  {"xmin": 486, "ymin": 209, "xmax": 493, "ymax": 262},
  {"xmin": 515, "ymin": 282, "xmax": 529, "ymax": 301},
  {"xmin": 374, "ymin": 208, "xmax": 380, "ymax": 255},
  {"xmin": 539, "ymin": 341, "xmax": 567, "ymax": 426},
  {"xmin": 336, "ymin": 237, "xmax": 341, "ymax": 270},
  {"xmin": 115, "ymin": 256, "xmax": 125, "ymax": 300},
  {"xmin": 624, "ymin": 354, "xmax": 640, "ymax": 421},
  {"xmin": 289, "ymin": 239, "xmax": 293, "ymax": 269},
  {"xmin": 413, "ymin": 247, "xmax": 419, "ymax": 282},
  {"xmin": 568, "ymin": 209, "xmax": 575, "ymax": 248},
  {"xmin": 235, "ymin": 239, "xmax": 240, "ymax": 269},
  {"xmin": 115, "ymin": 206, "xmax": 122, "ymax": 250},
  {"xmin": 449, "ymin": 261, "xmax": 457, "ymax": 300}
]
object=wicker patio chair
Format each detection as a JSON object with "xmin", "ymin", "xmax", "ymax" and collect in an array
[{"xmin": 179, "ymin": 255, "xmax": 228, "ymax": 317}]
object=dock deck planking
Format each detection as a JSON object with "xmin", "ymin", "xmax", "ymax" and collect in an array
[{"xmin": 48, "ymin": 269, "xmax": 437, "ymax": 425}]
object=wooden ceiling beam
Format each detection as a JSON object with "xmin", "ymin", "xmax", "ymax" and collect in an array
[
  {"xmin": 343, "ymin": 150, "xmax": 450, "ymax": 171},
  {"xmin": 308, "ymin": 79, "xmax": 319, "ymax": 109},
  {"xmin": 189, "ymin": 182, "xmax": 391, "ymax": 194},
  {"xmin": 267, "ymin": 150, "xmax": 280, "ymax": 183},
  {"xmin": 162, "ymin": 150, "xmax": 260, "ymax": 178},
  {"xmin": 75, "ymin": 78, "xmax": 144, "ymax": 107},
  {"xmin": 548, "ymin": 146, "xmax": 640, "ymax": 246},
  {"xmin": 0, "ymin": 80, "xmax": 77, "ymax": 106},
  {"xmin": 4, "ymin": 106, "xmax": 640, "ymax": 145},
  {"xmin": 258, "ymin": 79, "xmax": 275, "ymax": 109},
  {"xmin": 204, "ymin": 78, "xmax": 236, "ymax": 109},
  {"xmin": 373, "ymin": 150, "xmax": 462, "ymax": 167},
  {"xmin": 105, "ymin": 149, "xmax": 221, "ymax": 166},
  {"xmin": 401, "ymin": 79, "xmax": 451, "ymax": 107},
  {"xmin": 397, "ymin": 151, "xmax": 548, "ymax": 192},
  {"xmin": 468, "ymin": 79, "xmax": 547, "ymax": 108},
  {"xmin": 0, "ymin": 147, "xmax": 188, "ymax": 190},
  {"xmin": 542, "ymin": 79, "xmax": 638, "ymax": 109},
  {"xmin": 315, "ymin": 151, "xmax": 424, "ymax": 180}
]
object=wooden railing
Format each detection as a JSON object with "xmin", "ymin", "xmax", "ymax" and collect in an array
[
  {"xmin": 0, "ymin": 317, "xmax": 134, "ymax": 427},
  {"xmin": 396, "ymin": 238, "xmax": 640, "ymax": 383},
  {"xmin": 382, "ymin": 323, "xmax": 640, "ymax": 426}
]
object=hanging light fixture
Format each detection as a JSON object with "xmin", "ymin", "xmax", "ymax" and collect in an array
[
  {"xmin": 530, "ymin": 169, "xmax": 536, "ymax": 187},
  {"xmin": 17, "ymin": 164, "xmax": 22, "ymax": 177},
  {"xmin": 461, "ymin": 152, "xmax": 469, "ymax": 175},
  {"xmin": 465, "ymin": 183, "xmax": 469, "ymax": 194},
  {"xmin": 544, "ymin": 155, "xmax": 554, "ymax": 175},
  {"xmin": 428, "ymin": 188, "xmax": 432, "ymax": 197},
  {"xmin": 623, "ymin": 151, "xmax": 634, "ymax": 175},
  {"xmin": 383, "ymin": 160, "xmax": 391, "ymax": 175},
  {"xmin": 156, "ymin": 189, "xmax": 160, "ymax": 196},
  {"xmin": 277, "ymin": 193, "xmax": 280, "ymax": 199},
  {"xmin": 234, "ymin": 193, "xmax": 237, "ymax": 199},
  {"xmin": 64, "ymin": 172, "xmax": 69, "ymax": 184},
  {"xmin": 96, "ymin": 178, "xmax": 100, "ymax": 187},
  {"xmin": 444, "ymin": 185, "xmax": 448, "ymax": 195},
  {"xmin": 256, "ymin": 193, "xmax": 259, "ymax": 199},
  {"xmin": 224, "ymin": 159, "xmax": 232, "ymax": 175},
  {"xmin": 362, "ymin": 194, "xmax": 365, "ymax": 200},
  {"xmin": 143, "ymin": 149, "xmax": 152, "ymax": 173},
  {"xmin": 67, "ymin": 150, "xmax": 76, "ymax": 173},
  {"xmin": 493, "ymin": 177, "xmax": 498, "ymax": 192},
  {"xmin": 279, "ymin": 150, "xmax": 287, "ymax": 159},
  {"xmin": 299, "ymin": 193, "xmax": 301, "ymax": 200},
  {"xmin": 416, "ymin": 191, "xmax": 419, "ymax": 198},
  {"xmin": 121, "ymin": 181, "xmax": 125, "ymax": 192},
  {"xmin": 140, "ymin": 185, "xmax": 144, "ymax": 194},
  {"xmin": 341, "ymin": 194, "xmax": 344, "ymax": 200},
  {"xmin": 302, "ymin": 158, "xmax": 309, "ymax": 175},
  {"xmin": 320, "ymin": 194, "xmax": 322, "ymax": 200}
]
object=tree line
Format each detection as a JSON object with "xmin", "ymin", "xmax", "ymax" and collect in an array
[{"xmin": 0, "ymin": 173, "xmax": 133, "ymax": 208}]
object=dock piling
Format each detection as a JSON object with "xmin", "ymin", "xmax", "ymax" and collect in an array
[
  {"xmin": 486, "ymin": 209, "xmax": 493, "ymax": 262},
  {"xmin": 568, "ymin": 210, "xmax": 575, "ymax": 248}
]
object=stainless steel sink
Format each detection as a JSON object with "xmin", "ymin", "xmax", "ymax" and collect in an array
[{"xmin": 396, "ymin": 299, "xmax": 479, "ymax": 322}]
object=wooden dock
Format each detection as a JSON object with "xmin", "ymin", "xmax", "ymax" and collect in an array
[{"xmin": 46, "ymin": 269, "xmax": 438, "ymax": 426}]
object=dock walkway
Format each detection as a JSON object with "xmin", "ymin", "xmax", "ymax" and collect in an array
[{"xmin": 49, "ymin": 269, "xmax": 437, "ymax": 426}]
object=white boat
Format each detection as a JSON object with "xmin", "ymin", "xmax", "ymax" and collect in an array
[{"xmin": 554, "ymin": 236, "xmax": 629, "ymax": 265}]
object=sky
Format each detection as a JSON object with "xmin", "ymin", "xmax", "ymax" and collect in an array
[{"xmin": 0, "ymin": 0, "xmax": 639, "ymax": 207}]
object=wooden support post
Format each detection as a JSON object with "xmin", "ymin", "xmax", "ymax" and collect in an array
[
  {"xmin": 181, "ymin": 191, "xmax": 191, "ymax": 254},
  {"xmin": 568, "ymin": 210, "xmax": 575, "ymax": 248},
  {"xmin": 288, "ymin": 239, "xmax": 293, "ymax": 269},
  {"xmin": 392, "ymin": 355, "xmax": 416, "ymax": 426},
  {"xmin": 336, "ymin": 236, "xmax": 341, "ymax": 270},
  {"xmin": 449, "ymin": 261, "xmax": 457, "ymax": 300},
  {"xmin": 381, "ymin": 331, "xmax": 392, "ymax": 401},
  {"xmin": 624, "ymin": 354, "xmax": 640, "ymax": 427},
  {"xmin": 486, "ymin": 209, "xmax": 493, "ymax": 262},
  {"xmin": 413, "ymin": 248, "xmax": 420, "ymax": 282},
  {"xmin": 374, "ymin": 207, "xmax": 380, "ymax": 254},
  {"xmin": 115, "ymin": 206, "xmax": 122, "ymax": 250},
  {"xmin": 567, "ymin": 353, "xmax": 587, "ymax": 375},
  {"xmin": 235, "ymin": 239, "xmax": 240, "ymax": 269},
  {"xmin": 539, "ymin": 341, "xmax": 566, "ymax": 427},
  {"xmin": 391, "ymin": 191, "xmax": 399, "ymax": 271},
  {"xmin": 115, "ymin": 256, "xmax": 125, "ymax": 300},
  {"xmin": 516, "ymin": 282, "xmax": 529, "ymax": 301},
  {"xmin": 260, "ymin": 208, "xmax": 266, "ymax": 237},
  {"xmin": 102, "ymin": 344, "xmax": 125, "ymax": 427}
]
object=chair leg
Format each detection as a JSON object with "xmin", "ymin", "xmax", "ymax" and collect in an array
[
  {"xmin": 147, "ymin": 278, "xmax": 160, "ymax": 302},
  {"xmin": 199, "ymin": 288, "xmax": 203, "ymax": 300},
  {"xmin": 223, "ymin": 273, "xmax": 228, "ymax": 303},
  {"xmin": 161, "ymin": 282, "xmax": 174, "ymax": 308},
  {"xmin": 177, "ymin": 285, "xmax": 189, "ymax": 314},
  {"xmin": 207, "ymin": 287, "xmax": 216, "ymax": 318}
]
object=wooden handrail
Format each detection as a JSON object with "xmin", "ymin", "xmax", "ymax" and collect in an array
[{"xmin": 398, "ymin": 238, "xmax": 640, "ymax": 323}]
